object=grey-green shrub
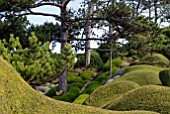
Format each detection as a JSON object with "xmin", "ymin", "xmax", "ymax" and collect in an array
[{"xmin": 159, "ymin": 69, "xmax": 170, "ymax": 86}]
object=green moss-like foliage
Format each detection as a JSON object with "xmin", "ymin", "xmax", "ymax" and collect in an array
[
  {"xmin": 159, "ymin": 69, "xmax": 170, "ymax": 86},
  {"xmin": 105, "ymin": 85, "xmax": 170, "ymax": 113},
  {"xmin": 80, "ymin": 70, "xmax": 94, "ymax": 81},
  {"xmin": 73, "ymin": 94, "xmax": 89, "ymax": 104},
  {"xmin": 45, "ymin": 86, "xmax": 58, "ymax": 97},
  {"xmin": 141, "ymin": 53, "xmax": 170, "ymax": 67},
  {"xmin": 82, "ymin": 81, "xmax": 101, "ymax": 94},
  {"xmin": 67, "ymin": 72, "xmax": 83, "ymax": 84},
  {"xmin": 0, "ymin": 57, "xmax": 159, "ymax": 114},
  {"xmin": 85, "ymin": 81, "xmax": 140, "ymax": 108},
  {"xmin": 94, "ymin": 72, "xmax": 109, "ymax": 83},
  {"xmin": 53, "ymin": 86, "xmax": 80, "ymax": 102},
  {"xmin": 115, "ymin": 65, "xmax": 163, "ymax": 86}
]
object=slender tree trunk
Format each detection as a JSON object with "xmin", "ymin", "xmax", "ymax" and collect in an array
[
  {"xmin": 85, "ymin": 0, "xmax": 94, "ymax": 66},
  {"xmin": 58, "ymin": 1, "xmax": 69, "ymax": 94},
  {"xmin": 109, "ymin": 26, "xmax": 113, "ymax": 78}
]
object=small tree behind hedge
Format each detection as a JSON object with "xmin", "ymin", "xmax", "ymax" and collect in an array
[{"xmin": 159, "ymin": 69, "xmax": 170, "ymax": 86}]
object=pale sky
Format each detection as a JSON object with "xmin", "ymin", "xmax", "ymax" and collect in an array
[{"xmin": 27, "ymin": 0, "xmax": 83, "ymax": 25}]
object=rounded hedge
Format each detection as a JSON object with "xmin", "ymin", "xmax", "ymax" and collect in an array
[
  {"xmin": 141, "ymin": 53, "xmax": 170, "ymax": 67},
  {"xmin": 105, "ymin": 85, "xmax": 170, "ymax": 113},
  {"xmin": 115, "ymin": 65, "xmax": 163, "ymax": 86},
  {"xmin": 85, "ymin": 81, "xmax": 140, "ymax": 107}
]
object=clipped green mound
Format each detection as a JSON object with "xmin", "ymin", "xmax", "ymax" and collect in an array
[
  {"xmin": 0, "ymin": 57, "xmax": 159, "ymax": 114},
  {"xmin": 115, "ymin": 65, "xmax": 163, "ymax": 85},
  {"xmin": 85, "ymin": 81, "xmax": 140, "ymax": 108},
  {"xmin": 105, "ymin": 85, "xmax": 170, "ymax": 113},
  {"xmin": 141, "ymin": 53, "xmax": 170, "ymax": 67}
]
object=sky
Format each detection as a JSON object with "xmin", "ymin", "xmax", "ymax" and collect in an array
[{"xmin": 27, "ymin": 1, "xmax": 83, "ymax": 25}]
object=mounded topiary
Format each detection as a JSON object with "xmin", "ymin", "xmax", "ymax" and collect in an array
[
  {"xmin": 141, "ymin": 53, "xmax": 170, "ymax": 67},
  {"xmin": 105, "ymin": 85, "xmax": 170, "ymax": 113},
  {"xmin": 85, "ymin": 81, "xmax": 140, "ymax": 108},
  {"xmin": 0, "ymin": 57, "xmax": 158, "ymax": 114},
  {"xmin": 115, "ymin": 65, "xmax": 163, "ymax": 86},
  {"xmin": 159, "ymin": 69, "xmax": 170, "ymax": 86}
]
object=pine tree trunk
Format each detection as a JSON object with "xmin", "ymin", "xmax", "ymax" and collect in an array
[
  {"xmin": 58, "ymin": 1, "xmax": 69, "ymax": 94},
  {"xmin": 58, "ymin": 68, "xmax": 68, "ymax": 94},
  {"xmin": 109, "ymin": 26, "xmax": 113, "ymax": 78}
]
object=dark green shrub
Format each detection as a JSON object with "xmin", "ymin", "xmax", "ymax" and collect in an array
[
  {"xmin": 74, "ymin": 54, "xmax": 86, "ymax": 68},
  {"xmin": 159, "ymin": 69, "xmax": 170, "ymax": 86},
  {"xmin": 88, "ymin": 50, "xmax": 104, "ymax": 70},
  {"xmin": 82, "ymin": 81, "xmax": 101, "ymax": 94},
  {"xmin": 67, "ymin": 72, "xmax": 83, "ymax": 84},
  {"xmin": 94, "ymin": 72, "xmax": 109, "ymax": 83},
  {"xmin": 102, "ymin": 58, "xmax": 122, "ymax": 72},
  {"xmin": 53, "ymin": 86, "xmax": 80, "ymax": 102},
  {"xmin": 74, "ymin": 82, "xmax": 84, "ymax": 89},
  {"xmin": 80, "ymin": 70, "xmax": 94, "ymax": 81},
  {"xmin": 45, "ymin": 86, "xmax": 58, "ymax": 97},
  {"xmin": 73, "ymin": 94, "xmax": 89, "ymax": 104},
  {"xmin": 75, "ymin": 51, "xmax": 104, "ymax": 70}
]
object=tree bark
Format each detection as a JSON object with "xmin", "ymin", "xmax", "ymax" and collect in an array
[
  {"xmin": 109, "ymin": 26, "xmax": 113, "ymax": 78},
  {"xmin": 58, "ymin": 68, "xmax": 68, "ymax": 94},
  {"xmin": 85, "ymin": 0, "xmax": 95, "ymax": 66}
]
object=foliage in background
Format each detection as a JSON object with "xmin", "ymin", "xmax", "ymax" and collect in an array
[
  {"xmin": 0, "ymin": 33, "xmax": 75, "ymax": 85},
  {"xmin": 75, "ymin": 50, "xmax": 103, "ymax": 70}
]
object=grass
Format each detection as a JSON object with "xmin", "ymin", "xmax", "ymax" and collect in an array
[
  {"xmin": 0, "ymin": 57, "xmax": 159, "ymax": 114},
  {"xmin": 105, "ymin": 85, "xmax": 170, "ymax": 113},
  {"xmin": 85, "ymin": 81, "xmax": 140, "ymax": 108},
  {"xmin": 115, "ymin": 65, "xmax": 163, "ymax": 86}
]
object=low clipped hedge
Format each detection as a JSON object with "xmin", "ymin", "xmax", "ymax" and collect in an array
[
  {"xmin": 140, "ymin": 53, "xmax": 170, "ymax": 67},
  {"xmin": 73, "ymin": 94, "xmax": 89, "ymax": 104},
  {"xmin": 85, "ymin": 81, "xmax": 140, "ymax": 108},
  {"xmin": 105, "ymin": 85, "xmax": 170, "ymax": 113},
  {"xmin": 115, "ymin": 65, "xmax": 163, "ymax": 86}
]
